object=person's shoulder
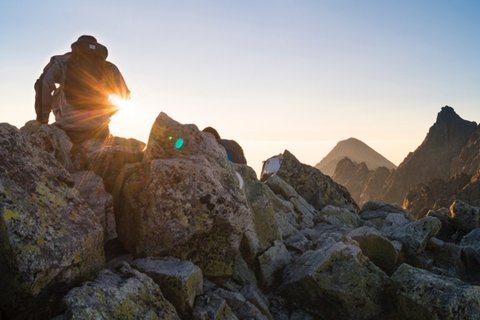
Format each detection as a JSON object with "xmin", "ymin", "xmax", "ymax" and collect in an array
[{"xmin": 105, "ymin": 61, "xmax": 122, "ymax": 73}]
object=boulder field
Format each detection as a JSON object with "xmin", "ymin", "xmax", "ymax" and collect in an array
[{"xmin": 1, "ymin": 113, "xmax": 479, "ymax": 319}]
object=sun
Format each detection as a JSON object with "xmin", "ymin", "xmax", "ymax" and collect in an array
[{"xmin": 108, "ymin": 94, "xmax": 136, "ymax": 136}]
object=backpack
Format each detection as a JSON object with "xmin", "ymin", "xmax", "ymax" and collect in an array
[
  {"xmin": 34, "ymin": 40, "xmax": 109, "ymax": 121},
  {"xmin": 63, "ymin": 41, "xmax": 108, "ymax": 109}
]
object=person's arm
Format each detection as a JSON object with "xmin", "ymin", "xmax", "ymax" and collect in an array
[
  {"xmin": 106, "ymin": 62, "xmax": 130, "ymax": 99},
  {"xmin": 37, "ymin": 59, "xmax": 63, "ymax": 124}
]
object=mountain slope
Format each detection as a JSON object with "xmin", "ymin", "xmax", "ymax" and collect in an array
[
  {"xmin": 316, "ymin": 137, "xmax": 396, "ymax": 177},
  {"xmin": 382, "ymin": 106, "xmax": 478, "ymax": 204}
]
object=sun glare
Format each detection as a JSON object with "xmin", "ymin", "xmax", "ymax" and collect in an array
[{"xmin": 109, "ymin": 94, "xmax": 136, "ymax": 136}]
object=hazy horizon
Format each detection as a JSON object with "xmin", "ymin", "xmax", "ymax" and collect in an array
[{"xmin": 1, "ymin": 1, "xmax": 479, "ymax": 174}]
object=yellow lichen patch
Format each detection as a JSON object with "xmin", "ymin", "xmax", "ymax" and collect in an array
[
  {"xmin": 36, "ymin": 238, "xmax": 46, "ymax": 246},
  {"xmin": 34, "ymin": 183, "xmax": 67, "ymax": 208},
  {"xmin": 73, "ymin": 253, "xmax": 82, "ymax": 264},
  {"xmin": 3, "ymin": 209, "xmax": 19, "ymax": 221}
]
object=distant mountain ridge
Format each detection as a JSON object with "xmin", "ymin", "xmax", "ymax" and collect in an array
[
  {"xmin": 382, "ymin": 106, "xmax": 478, "ymax": 204},
  {"xmin": 315, "ymin": 137, "xmax": 396, "ymax": 177}
]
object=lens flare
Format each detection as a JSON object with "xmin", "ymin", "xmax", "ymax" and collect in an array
[{"xmin": 175, "ymin": 138, "xmax": 184, "ymax": 150}]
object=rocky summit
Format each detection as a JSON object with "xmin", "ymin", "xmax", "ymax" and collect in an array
[
  {"xmin": 1, "ymin": 111, "xmax": 480, "ymax": 320},
  {"xmin": 382, "ymin": 106, "xmax": 478, "ymax": 204}
]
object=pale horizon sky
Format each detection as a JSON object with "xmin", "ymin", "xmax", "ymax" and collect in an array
[{"xmin": 1, "ymin": 1, "xmax": 479, "ymax": 175}]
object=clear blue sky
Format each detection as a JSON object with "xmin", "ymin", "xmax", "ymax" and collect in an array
[{"xmin": 1, "ymin": 0, "xmax": 479, "ymax": 174}]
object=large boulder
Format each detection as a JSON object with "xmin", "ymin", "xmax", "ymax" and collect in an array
[
  {"xmin": 144, "ymin": 112, "xmax": 228, "ymax": 164},
  {"xmin": 62, "ymin": 263, "xmax": 180, "ymax": 319},
  {"xmin": 131, "ymin": 257, "xmax": 203, "ymax": 317},
  {"xmin": 265, "ymin": 174, "xmax": 317, "ymax": 230},
  {"xmin": 391, "ymin": 263, "xmax": 480, "ymax": 320},
  {"xmin": 449, "ymin": 200, "xmax": 480, "ymax": 233},
  {"xmin": 20, "ymin": 120, "xmax": 74, "ymax": 171},
  {"xmin": 0, "ymin": 124, "xmax": 104, "ymax": 318},
  {"xmin": 236, "ymin": 165, "xmax": 282, "ymax": 258},
  {"xmin": 389, "ymin": 216, "xmax": 441, "ymax": 256},
  {"xmin": 115, "ymin": 113, "xmax": 250, "ymax": 277},
  {"xmin": 257, "ymin": 240, "xmax": 292, "ymax": 288},
  {"xmin": 73, "ymin": 136, "xmax": 145, "ymax": 192},
  {"xmin": 460, "ymin": 228, "xmax": 480, "ymax": 282},
  {"xmin": 280, "ymin": 242, "xmax": 388, "ymax": 320},
  {"xmin": 348, "ymin": 226, "xmax": 398, "ymax": 275},
  {"xmin": 265, "ymin": 150, "xmax": 358, "ymax": 211},
  {"xmin": 72, "ymin": 171, "xmax": 116, "ymax": 241}
]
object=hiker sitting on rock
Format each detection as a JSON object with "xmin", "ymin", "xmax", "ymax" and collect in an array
[
  {"xmin": 203, "ymin": 126, "xmax": 247, "ymax": 164},
  {"xmin": 34, "ymin": 35, "xmax": 130, "ymax": 142}
]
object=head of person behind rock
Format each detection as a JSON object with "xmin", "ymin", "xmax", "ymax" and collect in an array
[
  {"xmin": 203, "ymin": 126, "xmax": 247, "ymax": 165},
  {"xmin": 34, "ymin": 35, "xmax": 130, "ymax": 143}
]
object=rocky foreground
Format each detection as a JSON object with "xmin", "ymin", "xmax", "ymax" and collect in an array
[{"xmin": 1, "ymin": 113, "xmax": 480, "ymax": 320}]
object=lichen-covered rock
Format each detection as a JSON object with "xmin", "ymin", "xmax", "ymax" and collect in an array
[
  {"xmin": 236, "ymin": 165, "xmax": 282, "ymax": 257},
  {"xmin": 131, "ymin": 257, "xmax": 203, "ymax": 317},
  {"xmin": 460, "ymin": 228, "xmax": 480, "ymax": 282},
  {"xmin": 62, "ymin": 263, "xmax": 180, "ymax": 319},
  {"xmin": 73, "ymin": 136, "xmax": 145, "ymax": 192},
  {"xmin": 359, "ymin": 201, "xmax": 411, "ymax": 233},
  {"xmin": 449, "ymin": 200, "xmax": 480, "ymax": 233},
  {"xmin": 348, "ymin": 226, "xmax": 398, "ymax": 275},
  {"xmin": 269, "ymin": 150, "xmax": 359, "ymax": 211},
  {"xmin": 257, "ymin": 240, "xmax": 293, "ymax": 288},
  {"xmin": 319, "ymin": 205, "xmax": 362, "ymax": 228},
  {"xmin": 391, "ymin": 263, "xmax": 480, "ymax": 320},
  {"xmin": 212, "ymin": 287, "xmax": 270, "ymax": 320},
  {"xmin": 144, "ymin": 112, "xmax": 228, "ymax": 164},
  {"xmin": 115, "ymin": 114, "xmax": 250, "ymax": 278},
  {"xmin": 73, "ymin": 171, "xmax": 116, "ymax": 241},
  {"xmin": 389, "ymin": 216, "xmax": 441, "ymax": 256},
  {"xmin": 427, "ymin": 207, "xmax": 457, "ymax": 241},
  {"xmin": 265, "ymin": 174, "xmax": 317, "ymax": 228},
  {"xmin": 280, "ymin": 242, "xmax": 388, "ymax": 320},
  {"xmin": 0, "ymin": 123, "xmax": 105, "ymax": 318},
  {"xmin": 427, "ymin": 237, "xmax": 465, "ymax": 279},
  {"xmin": 240, "ymin": 285, "xmax": 272, "ymax": 320},
  {"xmin": 20, "ymin": 120, "xmax": 74, "ymax": 171},
  {"xmin": 193, "ymin": 294, "xmax": 238, "ymax": 320}
]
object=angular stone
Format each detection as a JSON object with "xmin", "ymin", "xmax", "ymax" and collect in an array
[
  {"xmin": 265, "ymin": 174, "xmax": 316, "ymax": 228},
  {"xmin": 232, "ymin": 253, "xmax": 258, "ymax": 286},
  {"xmin": 257, "ymin": 241, "xmax": 293, "ymax": 288},
  {"xmin": 389, "ymin": 216, "xmax": 441, "ymax": 256},
  {"xmin": 240, "ymin": 285, "xmax": 272, "ymax": 320},
  {"xmin": 144, "ymin": 112, "xmax": 228, "ymax": 165},
  {"xmin": 348, "ymin": 226, "xmax": 398, "ymax": 275},
  {"xmin": 427, "ymin": 237, "xmax": 465, "ymax": 279},
  {"xmin": 213, "ymin": 288, "xmax": 269, "ymax": 320},
  {"xmin": 269, "ymin": 150, "xmax": 358, "ymax": 211},
  {"xmin": 73, "ymin": 171, "xmax": 116, "ymax": 241},
  {"xmin": 193, "ymin": 294, "xmax": 238, "ymax": 320},
  {"xmin": 236, "ymin": 165, "xmax": 282, "ymax": 255},
  {"xmin": 62, "ymin": 263, "xmax": 179, "ymax": 319},
  {"xmin": 0, "ymin": 124, "xmax": 104, "ymax": 318},
  {"xmin": 460, "ymin": 228, "xmax": 480, "ymax": 281},
  {"xmin": 131, "ymin": 257, "xmax": 203, "ymax": 317},
  {"xmin": 73, "ymin": 136, "xmax": 145, "ymax": 192},
  {"xmin": 391, "ymin": 263, "xmax": 480, "ymax": 320},
  {"xmin": 20, "ymin": 120, "xmax": 74, "ymax": 172},
  {"xmin": 281, "ymin": 242, "xmax": 388, "ymax": 320},
  {"xmin": 319, "ymin": 205, "xmax": 362, "ymax": 228},
  {"xmin": 449, "ymin": 200, "xmax": 480, "ymax": 233}
]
